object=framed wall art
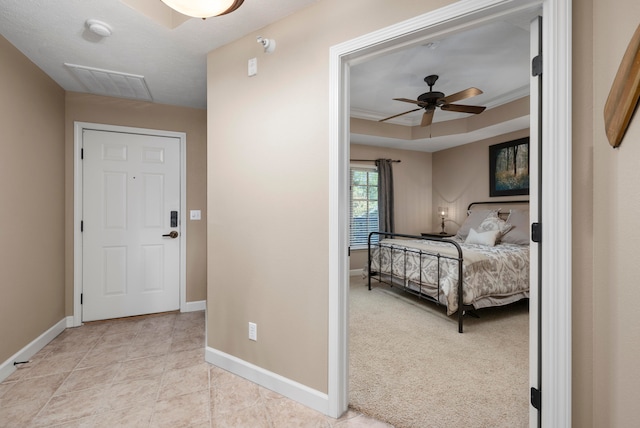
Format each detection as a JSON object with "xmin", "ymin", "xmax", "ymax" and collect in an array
[{"xmin": 489, "ymin": 137, "xmax": 530, "ymax": 197}]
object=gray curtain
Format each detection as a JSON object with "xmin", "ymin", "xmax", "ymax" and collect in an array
[{"xmin": 375, "ymin": 159, "xmax": 395, "ymax": 233}]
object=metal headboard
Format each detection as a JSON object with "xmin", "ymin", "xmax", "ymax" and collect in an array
[{"xmin": 467, "ymin": 200, "xmax": 529, "ymax": 219}]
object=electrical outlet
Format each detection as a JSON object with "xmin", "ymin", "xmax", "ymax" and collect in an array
[{"xmin": 248, "ymin": 322, "xmax": 257, "ymax": 341}]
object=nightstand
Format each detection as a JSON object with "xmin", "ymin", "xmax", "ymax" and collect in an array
[{"xmin": 421, "ymin": 232, "xmax": 454, "ymax": 238}]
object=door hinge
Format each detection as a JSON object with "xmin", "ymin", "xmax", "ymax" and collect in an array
[
  {"xmin": 531, "ymin": 222, "xmax": 541, "ymax": 243},
  {"xmin": 348, "ymin": 247, "xmax": 351, "ymax": 257},
  {"xmin": 80, "ymin": 293, "xmax": 83, "ymax": 305},
  {"xmin": 81, "ymin": 220, "xmax": 84, "ymax": 232},
  {"xmin": 531, "ymin": 387, "xmax": 541, "ymax": 410},
  {"xmin": 532, "ymin": 54, "xmax": 542, "ymax": 77},
  {"xmin": 81, "ymin": 148, "xmax": 84, "ymax": 160}
]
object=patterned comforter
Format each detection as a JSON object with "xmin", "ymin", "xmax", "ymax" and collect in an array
[{"xmin": 367, "ymin": 238, "xmax": 530, "ymax": 315}]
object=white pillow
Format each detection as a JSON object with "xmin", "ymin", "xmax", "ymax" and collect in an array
[
  {"xmin": 454, "ymin": 209, "xmax": 499, "ymax": 240},
  {"xmin": 465, "ymin": 228, "xmax": 500, "ymax": 246},
  {"xmin": 477, "ymin": 213, "xmax": 513, "ymax": 237}
]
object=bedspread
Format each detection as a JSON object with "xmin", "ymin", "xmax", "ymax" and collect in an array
[{"xmin": 368, "ymin": 238, "xmax": 529, "ymax": 314}]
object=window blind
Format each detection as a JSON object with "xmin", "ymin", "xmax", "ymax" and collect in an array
[{"xmin": 350, "ymin": 166, "xmax": 379, "ymax": 248}]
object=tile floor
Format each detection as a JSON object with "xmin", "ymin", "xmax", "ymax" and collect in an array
[{"xmin": 0, "ymin": 311, "xmax": 391, "ymax": 428}]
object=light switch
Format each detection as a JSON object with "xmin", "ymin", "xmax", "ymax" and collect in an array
[
  {"xmin": 248, "ymin": 57, "xmax": 257, "ymax": 77},
  {"xmin": 189, "ymin": 210, "xmax": 201, "ymax": 220}
]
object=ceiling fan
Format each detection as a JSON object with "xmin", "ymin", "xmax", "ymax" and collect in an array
[{"xmin": 378, "ymin": 74, "xmax": 486, "ymax": 127}]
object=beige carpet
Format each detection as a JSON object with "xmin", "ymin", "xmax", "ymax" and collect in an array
[{"xmin": 349, "ymin": 275, "xmax": 529, "ymax": 428}]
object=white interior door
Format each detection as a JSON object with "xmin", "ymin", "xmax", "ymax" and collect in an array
[{"xmin": 82, "ymin": 129, "xmax": 181, "ymax": 322}]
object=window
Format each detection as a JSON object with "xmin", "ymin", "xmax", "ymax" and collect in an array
[{"xmin": 350, "ymin": 166, "xmax": 379, "ymax": 248}]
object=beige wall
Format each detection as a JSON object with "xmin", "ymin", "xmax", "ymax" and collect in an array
[
  {"xmin": 571, "ymin": 1, "xmax": 594, "ymax": 426},
  {"xmin": 349, "ymin": 144, "xmax": 433, "ymax": 271},
  {"xmin": 591, "ymin": 1, "xmax": 640, "ymax": 426},
  {"xmin": 4, "ymin": 0, "xmax": 638, "ymax": 424},
  {"xmin": 432, "ymin": 129, "xmax": 530, "ymax": 233},
  {"xmin": 206, "ymin": 0, "xmax": 454, "ymax": 393},
  {"xmin": 207, "ymin": 0, "xmax": 640, "ymax": 423},
  {"xmin": 64, "ymin": 92, "xmax": 208, "ymax": 313},
  {"xmin": 0, "ymin": 36, "xmax": 66, "ymax": 363},
  {"xmin": 0, "ymin": 36, "xmax": 207, "ymax": 364}
]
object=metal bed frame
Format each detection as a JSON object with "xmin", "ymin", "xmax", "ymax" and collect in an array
[
  {"xmin": 367, "ymin": 231, "xmax": 467, "ymax": 332},
  {"xmin": 366, "ymin": 200, "xmax": 528, "ymax": 333}
]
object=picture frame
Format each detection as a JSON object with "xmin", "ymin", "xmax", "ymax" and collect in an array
[{"xmin": 489, "ymin": 137, "xmax": 530, "ymax": 197}]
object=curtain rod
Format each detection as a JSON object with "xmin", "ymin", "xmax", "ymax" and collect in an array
[{"xmin": 350, "ymin": 159, "xmax": 401, "ymax": 163}]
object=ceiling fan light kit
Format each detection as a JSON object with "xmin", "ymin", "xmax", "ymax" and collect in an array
[
  {"xmin": 379, "ymin": 74, "xmax": 486, "ymax": 128},
  {"xmin": 160, "ymin": 0, "xmax": 244, "ymax": 18}
]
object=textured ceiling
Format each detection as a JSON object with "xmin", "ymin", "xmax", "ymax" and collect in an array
[
  {"xmin": 350, "ymin": 20, "xmax": 531, "ymax": 125},
  {"xmin": 0, "ymin": 0, "xmax": 319, "ymax": 109},
  {"xmin": 0, "ymin": 1, "xmax": 536, "ymax": 151},
  {"xmin": 349, "ymin": 16, "xmax": 535, "ymax": 152}
]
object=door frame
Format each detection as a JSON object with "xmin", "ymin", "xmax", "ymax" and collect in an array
[
  {"xmin": 72, "ymin": 122, "xmax": 188, "ymax": 327},
  {"xmin": 328, "ymin": 0, "xmax": 572, "ymax": 426}
]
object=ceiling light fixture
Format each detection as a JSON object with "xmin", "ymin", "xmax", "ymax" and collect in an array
[{"xmin": 160, "ymin": 0, "xmax": 244, "ymax": 18}]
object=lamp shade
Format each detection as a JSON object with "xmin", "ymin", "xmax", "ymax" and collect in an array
[
  {"xmin": 160, "ymin": 0, "xmax": 244, "ymax": 18},
  {"xmin": 438, "ymin": 207, "xmax": 449, "ymax": 217}
]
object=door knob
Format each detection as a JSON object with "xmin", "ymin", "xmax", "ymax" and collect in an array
[{"xmin": 162, "ymin": 231, "xmax": 179, "ymax": 239}]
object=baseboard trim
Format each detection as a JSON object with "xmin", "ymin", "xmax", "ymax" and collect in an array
[
  {"xmin": 0, "ymin": 317, "xmax": 67, "ymax": 383},
  {"xmin": 182, "ymin": 300, "xmax": 206, "ymax": 312},
  {"xmin": 205, "ymin": 346, "xmax": 329, "ymax": 415},
  {"xmin": 349, "ymin": 269, "xmax": 363, "ymax": 277}
]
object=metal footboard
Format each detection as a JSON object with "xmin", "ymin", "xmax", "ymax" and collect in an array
[{"xmin": 367, "ymin": 231, "xmax": 467, "ymax": 333}]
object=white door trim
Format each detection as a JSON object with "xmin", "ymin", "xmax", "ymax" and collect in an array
[
  {"xmin": 328, "ymin": 0, "xmax": 572, "ymax": 426},
  {"xmin": 73, "ymin": 122, "xmax": 187, "ymax": 327}
]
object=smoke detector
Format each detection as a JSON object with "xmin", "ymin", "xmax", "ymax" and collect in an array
[{"xmin": 86, "ymin": 19, "xmax": 112, "ymax": 38}]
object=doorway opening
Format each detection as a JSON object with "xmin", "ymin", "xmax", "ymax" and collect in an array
[
  {"xmin": 347, "ymin": 13, "xmax": 535, "ymax": 425},
  {"xmin": 328, "ymin": 1, "xmax": 572, "ymax": 426}
]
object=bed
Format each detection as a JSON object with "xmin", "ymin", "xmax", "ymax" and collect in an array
[{"xmin": 366, "ymin": 201, "xmax": 530, "ymax": 333}]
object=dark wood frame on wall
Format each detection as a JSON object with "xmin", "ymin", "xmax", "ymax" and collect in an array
[{"xmin": 489, "ymin": 137, "xmax": 530, "ymax": 197}]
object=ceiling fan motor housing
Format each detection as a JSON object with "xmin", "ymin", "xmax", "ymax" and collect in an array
[
  {"xmin": 418, "ymin": 75, "xmax": 444, "ymax": 108},
  {"xmin": 417, "ymin": 91, "xmax": 445, "ymax": 108}
]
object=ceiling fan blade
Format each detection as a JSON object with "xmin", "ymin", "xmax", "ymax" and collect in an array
[
  {"xmin": 378, "ymin": 108, "xmax": 422, "ymax": 122},
  {"xmin": 440, "ymin": 87, "xmax": 483, "ymax": 104},
  {"xmin": 393, "ymin": 97, "xmax": 428, "ymax": 107},
  {"xmin": 440, "ymin": 104, "xmax": 486, "ymax": 114},
  {"xmin": 421, "ymin": 110, "xmax": 434, "ymax": 127}
]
